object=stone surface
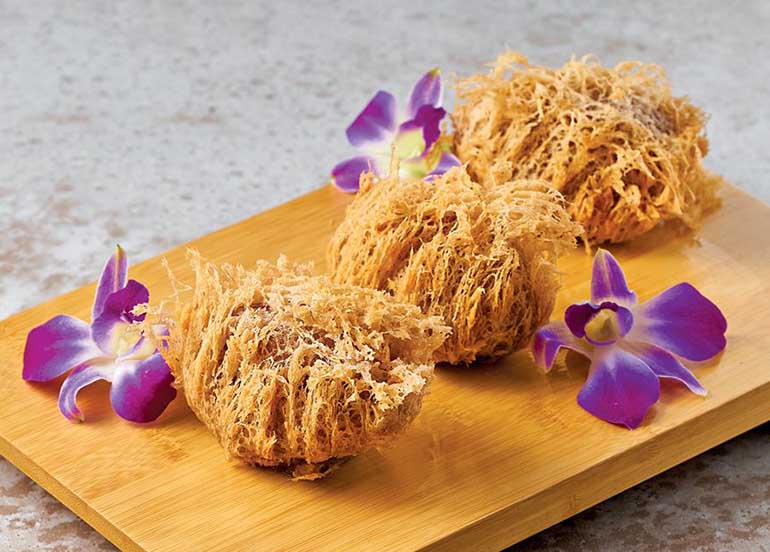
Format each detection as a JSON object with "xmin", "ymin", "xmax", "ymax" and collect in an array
[{"xmin": 0, "ymin": 1, "xmax": 768, "ymax": 550}]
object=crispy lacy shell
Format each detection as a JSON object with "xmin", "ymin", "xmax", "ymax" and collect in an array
[
  {"xmin": 452, "ymin": 51, "xmax": 723, "ymax": 244},
  {"xmin": 157, "ymin": 253, "xmax": 449, "ymax": 479},
  {"xmin": 327, "ymin": 166, "xmax": 580, "ymax": 364}
]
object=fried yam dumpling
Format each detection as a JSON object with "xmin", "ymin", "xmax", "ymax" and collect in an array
[
  {"xmin": 327, "ymin": 167, "xmax": 580, "ymax": 364},
  {"xmin": 159, "ymin": 253, "xmax": 449, "ymax": 479},
  {"xmin": 452, "ymin": 52, "xmax": 723, "ymax": 244}
]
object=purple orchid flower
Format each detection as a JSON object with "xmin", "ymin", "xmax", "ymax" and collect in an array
[
  {"xmin": 331, "ymin": 68, "xmax": 461, "ymax": 192},
  {"xmin": 23, "ymin": 246, "xmax": 176, "ymax": 423},
  {"xmin": 533, "ymin": 249, "xmax": 726, "ymax": 429}
]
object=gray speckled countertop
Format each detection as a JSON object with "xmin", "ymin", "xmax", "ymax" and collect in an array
[{"xmin": 1, "ymin": 1, "xmax": 768, "ymax": 550}]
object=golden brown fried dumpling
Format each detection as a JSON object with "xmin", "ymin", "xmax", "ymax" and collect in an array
[
  {"xmin": 327, "ymin": 166, "xmax": 580, "ymax": 364},
  {"xmin": 158, "ymin": 253, "xmax": 449, "ymax": 479},
  {"xmin": 452, "ymin": 51, "xmax": 723, "ymax": 244}
]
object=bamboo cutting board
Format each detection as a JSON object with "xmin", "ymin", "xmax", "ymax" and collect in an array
[{"xmin": 0, "ymin": 183, "xmax": 769, "ymax": 551}]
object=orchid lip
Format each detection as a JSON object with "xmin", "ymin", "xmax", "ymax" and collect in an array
[
  {"xmin": 91, "ymin": 279, "xmax": 149, "ymax": 355},
  {"xmin": 565, "ymin": 301, "xmax": 633, "ymax": 346}
]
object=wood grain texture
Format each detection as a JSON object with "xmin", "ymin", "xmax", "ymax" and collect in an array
[{"xmin": 0, "ymin": 184, "xmax": 769, "ymax": 552}]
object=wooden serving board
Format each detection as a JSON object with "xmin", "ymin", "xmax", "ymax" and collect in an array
[{"xmin": 1, "ymin": 184, "xmax": 769, "ymax": 551}]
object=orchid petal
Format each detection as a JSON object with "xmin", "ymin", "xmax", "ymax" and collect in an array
[
  {"xmin": 91, "ymin": 280, "xmax": 149, "ymax": 355},
  {"xmin": 577, "ymin": 347, "xmax": 660, "ymax": 429},
  {"xmin": 110, "ymin": 352, "xmax": 176, "ymax": 423},
  {"xmin": 533, "ymin": 321, "xmax": 591, "ymax": 371},
  {"xmin": 427, "ymin": 152, "xmax": 461, "ymax": 177},
  {"xmin": 23, "ymin": 315, "xmax": 102, "ymax": 382},
  {"xmin": 345, "ymin": 91, "xmax": 397, "ymax": 148},
  {"xmin": 564, "ymin": 301, "xmax": 633, "ymax": 345},
  {"xmin": 407, "ymin": 67, "xmax": 442, "ymax": 118},
  {"xmin": 631, "ymin": 283, "xmax": 727, "ymax": 361},
  {"xmin": 92, "ymin": 245, "xmax": 128, "ymax": 322},
  {"xmin": 591, "ymin": 249, "xmax": 637, "ymax": 305},
  {"xmin": 58, "ymin": 362, "xmax": 112, "ymax": 422},
  {"xmin": 564, "ymin": 303, "xmax": 597, "ymax": 338},
  {"xmin": 399, "ymin": 105, "xmax": 445, "ymax": 153},
  {"xmin": 331, "ymin": 156, "xmax": 379, "ymax": 192},
  {"xmin": 629, "ymin": 342, "xmax": 706, "ymax": 396}
]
